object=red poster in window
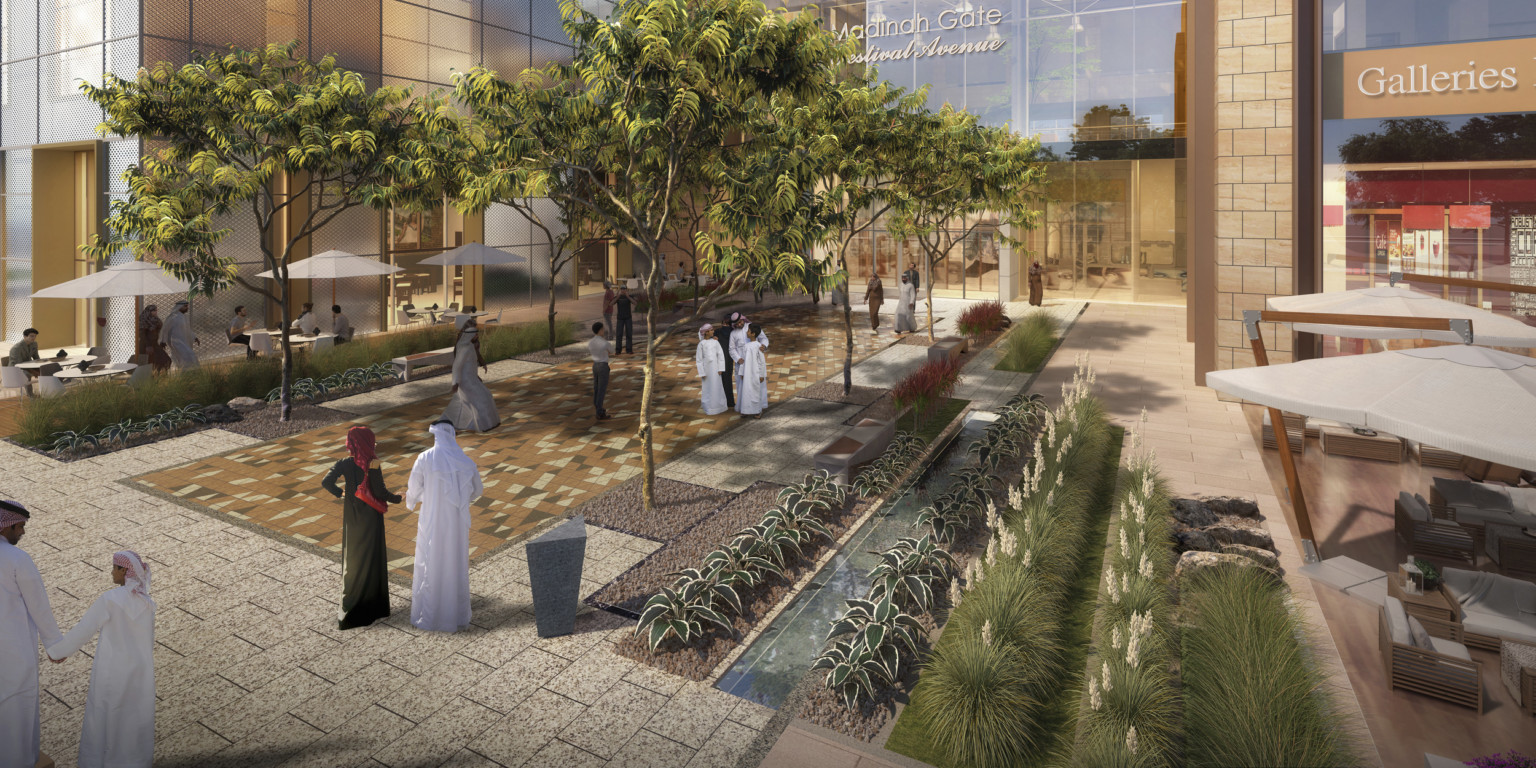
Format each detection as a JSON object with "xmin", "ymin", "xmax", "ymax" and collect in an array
[
  {"xmin": 1401, "ymin": 205, "xmax": 1444, "ymax": 230},
  {"xmin": 1449, "ymin": 204, "xmax": 1491, "ymax": 229},
  {"xmin": 1322, "ymin": 205, "xmax": 1344, "ymax": 227}
]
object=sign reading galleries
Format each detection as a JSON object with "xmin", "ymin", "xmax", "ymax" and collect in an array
[{"xmin": 1324, "ymin": 37, "xmax": 1536, "ymax": 120}]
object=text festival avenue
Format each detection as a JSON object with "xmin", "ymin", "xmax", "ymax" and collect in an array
[{"xmin": 835, "ymin": 5, "xmax": 1008, "ymax": 64}]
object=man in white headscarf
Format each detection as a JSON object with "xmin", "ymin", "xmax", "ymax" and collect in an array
[
  {"xmin": 729, "ymin": 313, "xmax": 770, "ymax": 413},
  {"xmin": 0, "ymin": 500, "xmax": 62, "ymax": 768},
  {"xmin": 47, "ymin": 550, "xmax": 156, "ymax": 768},
  {"xmin": 406, "ymin": 420, "xmax": 482, "ymax": 632},
  {"xmin": 159, "ymin": 299, "xmax": 199, "ymax": 369},
  {"xmin": 695, "ymin": 324, "xmax": 727, "ymax": 416}
]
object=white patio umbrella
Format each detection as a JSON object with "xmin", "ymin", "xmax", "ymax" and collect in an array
[
  {"xmin": 256, "ymin": 249, "xmax": 401, "ymax": 304},
  {"xmin": 1267, "ymin": 285, "xmax": 1536, "ymax": 348},
  {"xmin": 30, "ymin": 260, "xmax": 191, "ymax": 299},
  {"xmin": 416, "ymin": 242, "xmax": 525, "ymax": 266},
  {"xmin": 1206, "ymin": 345, "xmax": 1536, "ymax": 471}
]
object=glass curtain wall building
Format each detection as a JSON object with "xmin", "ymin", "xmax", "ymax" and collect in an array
[
  {"xmin": 781, "ymin": 0, "xmax": 1188, "ymax": 305},
  {"xmin": 0, "ymin": 0, "xmax": 582, "ymax": 361}
]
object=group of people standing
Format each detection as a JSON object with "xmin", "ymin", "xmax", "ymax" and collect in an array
[
  {"xmin": 135, "ymin": 300, "xmax": 199, "ymax": 372},
  {"xmin": 695, "ymin": 311, "xmax": 769, "ymax": 419},
  {"xmin": 864, "ymin": 265, "xmax": 921, "ymax": 335}
]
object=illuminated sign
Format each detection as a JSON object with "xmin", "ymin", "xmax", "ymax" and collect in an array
[
  {"xmin": 835, "ymin": 5, "xmax": 1008, "ymax": 63},
  {"xmin": 1323, "ymin": 37, "xmax": 1536, "ymax": 120}
]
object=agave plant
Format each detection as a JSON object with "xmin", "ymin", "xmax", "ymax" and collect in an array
[
  {"xmin": 763, "ymin": 503, "xmax": 833, "ymax": 545},
  {"xmin": 812, "ymin": 638, "xmax": 881, "ymax": 709},
  {"xmin": 96, "ymin": 418, "xmax": 142, "ymax": 447},
  {"xmin": 703, "ymin": 538, "xmax": 783, "ymax": 590},
  {"xmin": 866, "ymin": 535, "xmax": 956, "ymax": 612},
  {"xmin": 822, "ymin": 595, "xmax": 926, "ymax": 695},
  {"xmin": 49, "ymin": 430, "xmax": 100, "ymax": 455},
  {"xmin": 732, "ymin": 519, "xmax": 804, "ymax": 569},
  {"xmin": 914, "ymin": 504, "xmax": 971, "ymax": 545},
  {"xmin": 669, "ymin": 567, "xmax": 742, "ymax": 617},
  {"xmin": 635, "ymin": 578, "xmax": 734, "ymax": 651}
]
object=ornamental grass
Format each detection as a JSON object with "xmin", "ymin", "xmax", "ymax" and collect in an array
[
  {"xmin": 956, "ymin": 300, "xmax": 1007, "ymax": 337},
  {"xmin": 998, "ymin": 310, "xmax": 1058, "ymax": 373},
  {"xmin": 892, "ymin": 357, "xmax": 963, "ymax": 428},
  {"xmin": 1181, "ymin": 566, "xmax": 1358, "ymax": 768}
]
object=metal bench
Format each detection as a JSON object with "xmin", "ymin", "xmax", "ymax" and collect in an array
[{"xmin": 392, "ymin": 347, "xmax": 455, "ymax": 381}]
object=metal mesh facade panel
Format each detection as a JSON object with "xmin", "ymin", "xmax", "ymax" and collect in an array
[
  {"xmin": 3, "ymin": 0, "xmax": 41, "ymax": 60},
  {"xmin": 102, "ymin": 140, "xmax": 142, "ymax": 363},
  {"xmin": 484, "ymin": 201, "xmax": 530, "ymax": 248},
  {"xmin": 482, "ymin": 25, "xmax": 527, "ymax": 77},
  {"xmin": 484, "ymin": 0, "xmax": 530, "ymax": 36},
  {"xmin": 529, "ymin": 33, "xmax": 571, "ymax": 69},
  {"xmin": 530, "ymin": 0, "xmax": 568, "ymax": 45},
  {"xmin": 109, "ymin": 0, "xmax": 140, "ymax": 41},
  {"xmin": 143, "ymin": 36, "xmax": 192, "ymax": 69},
  {"xmin": 2, "ymin": 60, "xmax": 40, "ymax": 146},
  {"xmin": 39, "ymin": 48, "xmax": 107, "ymax": 143},
  {"xmin": 267, "ymin": 0, "xmax": 305, "ymax": 50},
  {"xmin": 193, "ymin": 0, "xmax": 267, "ymax": 51},
  {"xmin": 144, "ymin": 0, "xmax": 190, "ymax": 42},
  {"xmin": 314, "ymin": 0, "xmax": 382, "ymax": 73},
  {"xmin": 107, "ymin": 38, "xmax": 139, "ymax": 81},
  {"xmin": 310, "ymin": 203, "xmax": 384, "ymax": 334},
  {"xmin": 2, "ymin": 151, "xmax": 33, "ymax": 342}
]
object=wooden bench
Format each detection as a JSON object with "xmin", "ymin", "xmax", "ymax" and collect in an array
[
  {"xmin": 927, "ymin": 336, "xmax": 967, "ymax": 365},
  {"xmin": 392, "ymin": 347, "xmax": 455, "ymax": 381}
]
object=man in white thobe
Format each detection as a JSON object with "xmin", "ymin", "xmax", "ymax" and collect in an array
[
  {"xmin": 406, "ymin": 421, "xmax": 482, "ymax": 632},
  {"xmin": 739, "ymin": 325, "xmax": 768, "ymax": 418},
  {"xmin": 47, "ymin": 551, "xmax": 155, "ymax": 768},
  {"xmin": 159, "ymin": 300, "xmax": 199, "ymax": 369},
  {"xmin": 0, "ymin": 501, "xmax": 63, "ymax": 768},
  {"xmin": 729, "ymin": 313, "xmax": 770, "ymax": 413},
  {"xmin": 695, "ymin": 324, "xmax": 727, "ymax": 416}
]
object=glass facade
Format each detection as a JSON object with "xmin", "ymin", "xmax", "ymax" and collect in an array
[
  {"xmin": 1320, "ymin": 1, "xmax": 1536, "ymax": 354},
  {"xmin": 783, "ymin": 0, "xmax": 1188, "ymax": 304}
]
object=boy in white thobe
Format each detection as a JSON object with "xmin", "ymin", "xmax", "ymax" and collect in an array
[
  {"xmin": 739, "ymin": 324, "xmax": 768, "ymax": 418},
  {"xmin": 695, "ymin": 324, "xmax": 728, "ymax": 415},
  {"xmin": 47, "ymin": 551, "xmax": 156, "ymax": 768},
  {"xmin": 0, "ymin": 501, "xmax": 62, "ymax": 768},
  {"xmin": 729, "ymin": 314, "xmax": 769, "ymax": 413},
  {"xmin": 406, "ymin": 421, "xmax": 483, "ymax": 632}
]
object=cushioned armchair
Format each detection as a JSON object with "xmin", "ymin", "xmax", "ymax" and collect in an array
[
  {"xmin": 1441, "ymin": 568, "xmax": 1536, "ymax": 651},
  {"xmin": 1485, "ymin": 522, "xmax": 1536, "ymax": 580},
  {"xmin": 1380, "ymin": 595, "xmax": 1483, "ymax": 712},
  {"xmin": 1504, "ymin": 638, "xmax": 1536, "ymax": 717},
  {"xmin": 1395, "ymin": 492, "xmax": 1476, "ymax": 566}
]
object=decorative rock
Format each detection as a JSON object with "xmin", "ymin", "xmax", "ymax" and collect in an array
[
  {"xmin": 228, "ymin": 396, "xmax": 266, "ymax": 412},
  {"xmin": 1174, "ymin": 550, "xmax": 1279, "ymax": 585},
  {"xmin": 201, "ymin": 403, "xmax": 244, "ymax": 423},
  {"xmin": 525, "ymin": 515, "xmax": 587, "ymax": 638},
  {"xmin": 1220, "ymin": 543, "xmax": 1282, "ymax": 573},
  {"xmin": 1205, "ymin": 524, "xmax": 1275, "ymax": 552},
  {"xmin": 1203, "ymin": 495, "xmax": 1262, "ymax": 519},
  {"xmin": 1173, "ymin": 528, "xmax": 1218, "ymax": 553},
  {"xmin": 1171, "ymin": 498, "xmax": 1219, "ymax": 529}
]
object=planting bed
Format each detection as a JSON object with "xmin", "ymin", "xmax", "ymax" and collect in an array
[
  {"xmin": 795, "ymin": 381, "xmax": 885, "ymax": 406},
  {"xmin": 571, "ymin": 476, "xmax": 734, "ymax": 543},
  {"xmin": 218, "ymin": 403, "xmax": 353, "ymax": 440}
]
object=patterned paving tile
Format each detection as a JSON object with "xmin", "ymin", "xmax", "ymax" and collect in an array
[{"xmin": 130, "ymin": 307, "xmax": 892, "ymax": 576}]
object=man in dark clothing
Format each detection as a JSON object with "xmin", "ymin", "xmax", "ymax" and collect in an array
[
  {"xmin": 903, "ymin": 264, "xmax": 920, "ymax": 292},
  {"xmin": 614, "ymin": 286, "xmax": 635, "ymax": 355},
  {"xmin": 717, "ymin": 312, "xmax": 737, "ymax": 409}
]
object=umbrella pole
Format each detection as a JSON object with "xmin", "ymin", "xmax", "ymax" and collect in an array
[{"xmin": 1244, "ymin": 317, "xmax": 1320, "ymax": 563}]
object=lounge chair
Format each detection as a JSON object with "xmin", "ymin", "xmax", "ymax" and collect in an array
[
  {"xmin": 1379, "ymin": 595, "xmax": 1482, "ymax": 712},
  {"xmin": 1394, "ymin": 492, "xmax": 1476, "ymax": 566},
  {"xmin": 1441, "ymin": 568, "xmax": 1536, "ymax": 651}
]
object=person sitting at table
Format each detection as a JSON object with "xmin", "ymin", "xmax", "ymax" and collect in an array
[
  {"xmin": 228, "ymin": 306, "xmax": 255, "ymax": 358},
  {"xmin": 332, "ymin": 305, "xmax": 352, "ymax": 343},
  {"xmin": 292, "ymin": 303, "xmax": 320, "ymax": 335},
  {"xmin": 7, "ymin": 328, "xmax": 40, "ymax": 366}
]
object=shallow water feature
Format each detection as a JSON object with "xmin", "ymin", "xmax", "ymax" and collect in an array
[{"xmin": 715, "ymin": 412, "xmax": 994, "ymax": 708}]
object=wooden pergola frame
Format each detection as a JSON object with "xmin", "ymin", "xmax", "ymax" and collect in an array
[{"xmin": 1242, "ymin": 272, "xmax": 1536, "ymax": 563}]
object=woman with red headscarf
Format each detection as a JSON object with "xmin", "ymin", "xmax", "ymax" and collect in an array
[{"xmin": 321, "ymin": 425, "xmax": 402, "ymax": 630}]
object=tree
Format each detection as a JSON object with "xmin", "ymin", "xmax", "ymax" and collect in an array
[
  {"xmin": 82, "ymin": 42, "xmax": 414, "ymax": 419},
  {"xmin": 889, "ymin": 107, "xmax": 1047, "ymax": 340},
  {"xmin": 450, "ymin": 0, "xmax": 848, "ymax": 511}
]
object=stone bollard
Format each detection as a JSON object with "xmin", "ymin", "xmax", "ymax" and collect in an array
[{"xmin": 525, "ymin": 515, "xmax": 588, "ymax": 638}]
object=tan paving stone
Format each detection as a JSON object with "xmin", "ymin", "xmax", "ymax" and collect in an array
[
  {"xmin": 222, "ymin": 629, "xmax": 341, "ymax": 691},
  {"xmin": 608, "ymin": 728, "xmax": 696, "ymax": 768},
  {"xmin": 155, "ymin": 722, "xmax": 233, "ymax": 766},
  {"xmin": 462, "ymin": 647, "xmax": 569, "ymax": 715},
  {"xmin": 302, "ymin": 623, "xmax": 415, "ymax": 683},
  {"xmin": 685, "ymin": 718, "xmax": 759, "ymax": 768},
  {"xmin": 275, "ymin": 704, "xmax": 415, "ymax": 768},
  {"xmin": 200, "ymin": 667, "xmax": 334, "ymax": 744},
  {"xmin": 459, "ymin": 615, "xmax": 541, "ymax": 668},
  {"xmin": 523, "ymin": 738, "xmax": 608, "ymax": 768},
  {"xmin": 289, "ymin": 659, "xmax": 417, "ymax": 733},
  {"xmin": 372, "ymin": 696, "xmax": 503, "ymax": 768},
  {"xmin": 383, "ymin": 652, "xmax": 495, "ymax": 724},
  {"xmin": 466, "ymin": 687, "xmax": 588, "ymax": 768},
  {"xmin": 557, "ymin": 681, "xmax": 666, "ymax": 760},
  {"xmin": 643, "ymin": 680, "xmax": 739, "ymax": 749},
  {"xmin": 541, "ymin": 645, "xmax": 634, "ymax": 705},
  {"xmin": 207, "ymin": 713, "xmax": 325, "ymax": 768},
  {"xmin": 725, "ymin": 697, "xmax": 774, "ymax": 731}
]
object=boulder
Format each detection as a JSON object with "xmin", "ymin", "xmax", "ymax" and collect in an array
[
  {"xmin": 202, "ymin": 403, "xmax": 244, "ymax": 424},
  {"xmin": 1203, "ymin": 495, "xmax": 1262, "ymax": 519},
  {"xmin": 1174, "ymin": 550, "xmax": 1280, "ymax": 586},
  {"xmin": 228, "ymin": 396, "xmax": 266, "ymax": 412},
  {"xmin": 1171, "ymin": 498, "xmax": 1219, "ymax": 529},
  {"xmin": 1173, "ymin": 528, "xmax": 1218, "ymax": 553},
  {"xmin": 1205, "ymin": 524, "xmax": 1275, "ymax": 552},
  {"xmin": 1220, "ymin": 543, "xmax": 1282, "ymax": 573}
]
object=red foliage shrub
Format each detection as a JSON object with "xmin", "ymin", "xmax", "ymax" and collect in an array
[
  {"xmin": 891, "ymin": 357, "xmax": 962, "ymax": 422},
  {"xmin": 956, "ymin": 300, "xmax": 1006, "ymax": 337},
  {"xmin": 634, "ymin": 287, "xmax": 681, "ymax": 313}
]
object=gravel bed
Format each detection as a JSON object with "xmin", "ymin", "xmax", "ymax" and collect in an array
[
  {"xmin": 607, "ymin": 483, "xmax": 873, "ymax": 681},
  {"xmin": 796, "ymin": 382, "xmax": 885, "ymax": 406},
  {"xmin": 844, "ymin": 392, "xmax": 900, "ymax": 426},
  {"xmin": 572, "ymin": 476, "xmax": 734, "ymax": 543},
  {"xmin": 514, "ymin": 345, "xmax": 591, "ymax": 366},
  {"xmin": 217, "ymin": 403, "xmax": 354, "ymax": 439}
]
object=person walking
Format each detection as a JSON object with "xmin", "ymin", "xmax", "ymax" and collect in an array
[
  {"xmin": 442, "ymin": 320, "xmax": 500, "ymax": 432},
  {"xmin": 601, "ymin": 282, "xmax": 616, "ymax": 336},
  {"xmin": 613, "ymin": 285, "xmax": 634, "ymax": 355},
  {"xmin": 589, "ymin": 322, "xmax": 613, "ymax": 420},
  {"xmin": 1028, "ymin": 260, "xmax": 1045, "ymax": 306},
  {"xmin": 716, "ymin": 314, "xmax": 735, "ymax": 410},
  {"xmin": 137, "ymin": 306, "xmax": 171, "ymax": 372},
  {"xmin": 865, "ymin": 269, "xmax": 885, "ymax": 333},
  {"xmin": 895, "ymin": 274, "xmax": 917, "ymax": 334},
  {"xmin": 739, "ymin": 324, "xmax": 768, "ymax": 419},
  {"xmin": 0, "ymin": 500, "xmax": 63, "ymax": 768},
  {"xmin": 695, "ymin": 324, "xmax": 727, "ymax": 415},
  {"xmin": 160, "ymin": 300, "xmax": 199, "ymax": 369},
  {"xmin": 406, "ymin": 421, "xmax": 482, "ymax": 633},
  {"xmin": 46, "ymin": 551, "xmax": 156, "ymax": 768},
  {"xmin": 321, "ymin": 426, "xmax": 402, "ymax": 630}
]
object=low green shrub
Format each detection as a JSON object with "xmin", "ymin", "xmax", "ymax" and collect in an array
[
  {"xmin": 1181, "ymin": 566, "xmax": 1358, "ymax": 768},
  {"xmin": 997, "ymin": 311, "xmax": 1059, "ymax": 373}
]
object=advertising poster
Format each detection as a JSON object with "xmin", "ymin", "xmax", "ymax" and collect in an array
[{"xmin": 1510, "ymin": 214, "xmax": 1536, "ymax": 316}]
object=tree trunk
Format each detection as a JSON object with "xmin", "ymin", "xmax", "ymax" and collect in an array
[
  {"xmin": 841, "ymin": 285, "xmax": 854, "ymax": 396},
  {"xmin": 278, "ymin": 279, "xmax": 294, "ymax": 421},
  {"xmin": 547, "ymin": 272, "xmax": 558, "ymax": 356},
  {"xmin": 639, "ymin": 287, "xmax": 659, "ymax": 512},
  {"xmin": 926, "ymin": 259, "xmax": 936, "ymax": 342}
]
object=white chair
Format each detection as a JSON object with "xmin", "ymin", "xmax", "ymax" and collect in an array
[
  {"xmin": 1, "ymin": 366, "xmax": 28, "ymax": 398},
  {"xmin": 91, "ymin": 351, "xmax": 112, "ymax": 369},
  {"xmin": 395, "ymin": 308, "xmax": 419, "ymax": 328},
  {"xmin": 37, "ymin": 376, "xmax": 65, "ymax": 397},
  {"xmin": 127, "ymin": 364, "xmax": 151, "ymax": 388},
  {"xmin": 448, "ymin": 302, "xmax": 460, "ymax": 312},
  {"xmin": 85, "ymin": 346, "xmax": 104, "ymax": 359},
  {"xmin": 483, "ymin": 309, "xmax": 504, "ymax": 325},
  {"xmin": 250, "ymin": 332, "xmax": 275, "ymax": 357},
  {"xmin": 312, "ymin": 336, "xmax": 335, "ymax": 353}
]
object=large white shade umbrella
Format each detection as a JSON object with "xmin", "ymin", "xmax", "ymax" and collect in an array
[
  {"xmin": 255, "ymin": 249, "xmax": 401, "ymax": 280},
  {"xmin": 1267, "ymin": 286, "xmax": 1536, "ymax": 348},
  {"xmin": 30, "ymin": 260, "xmax": 191, "ymax": 299},
  {"xmin": 1207, "ymin": 345, "xmax": 1536, "ymax": 471},
  {"xmin": 416, "ymin": 242, "xmax": 525, "ymax": 266}
]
